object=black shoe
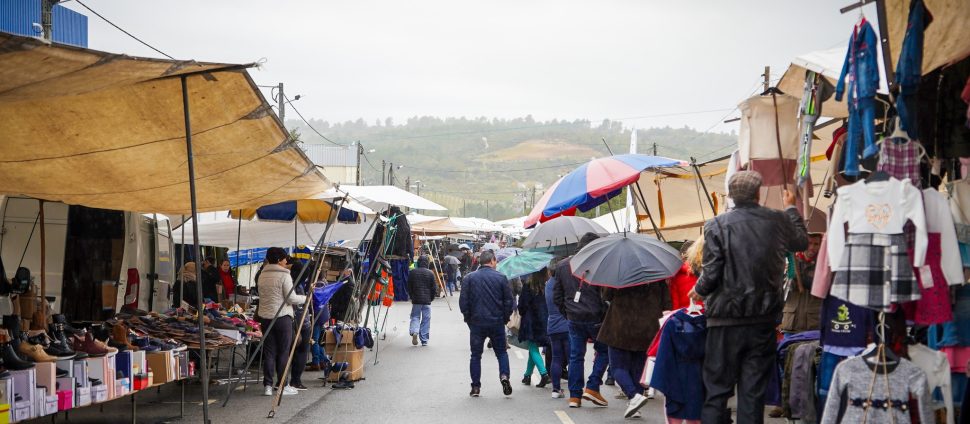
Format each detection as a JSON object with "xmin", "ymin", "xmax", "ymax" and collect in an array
[
  {"xmin": 521, "ymin": 375, "xmax": 531, "ymax": 386},
  {"xmin": 605, "ymin": 376, "xmax": 615, "ymax": 386},
  {"xmin": 469, "ymin": 386, "xmax": 480, "ymax": 397},
  {"xmin": 0, "ymin": 342, "xmax": 34, "ymax": 370},
  {"xmin": 501, "ymin": 378, "xmax": 512, "ymax": 396},
  {"xmin": 56, "ymin": 368, "xmax": 68, "ymax": 378},
  {"xmin": 536, "ymin": 374, "xmax": 550, "ymax": 388}
]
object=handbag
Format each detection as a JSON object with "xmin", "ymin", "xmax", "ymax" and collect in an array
[{"xmin": 507, "ymin": 310, "xmax": 521, "ymax": 335}]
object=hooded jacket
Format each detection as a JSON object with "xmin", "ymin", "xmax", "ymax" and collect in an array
[
  {"xmin": 693, "ymin": 203, "xmax": 808, "ymax": 327},
  {"xmin": 407, "ymin": 258, "xmax": 437, "ymax": 305},
  {"xmin": 835, "ymin": 19, "xmax": 880, "ymax": 102}
]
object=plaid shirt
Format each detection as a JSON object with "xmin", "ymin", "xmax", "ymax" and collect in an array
[
  {"xmin": 830, "ymin": 233, "xmax": 919, "ymax": 312},
  {"xmin": 876, "ymin": 138, "xmax": 922, "ymax": 186}
]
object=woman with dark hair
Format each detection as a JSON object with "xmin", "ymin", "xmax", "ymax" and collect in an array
[
  {"xmin": 256, "ymin": 247, "xmax": 306, "ymax": 397},
  {"xmin": 518, "ymin": 270, "xmax": 550, "ymax": 388},
  {"xmin": 218, "ymin": 259, "xmax": 237, "ymax": 302}
]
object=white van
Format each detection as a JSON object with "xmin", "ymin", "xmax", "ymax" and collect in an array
[{"xmin": 0, "ymin": 196, "xmax": 175, "ymax": 319}]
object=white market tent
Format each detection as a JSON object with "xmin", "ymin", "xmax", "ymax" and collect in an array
[
  {"xmin": 177, "ymin": 213, "xmax": 373, "ymax": 250},
  {"xmin": 322, "ymin": 185, "xmax": 447, "ymax": 211}
]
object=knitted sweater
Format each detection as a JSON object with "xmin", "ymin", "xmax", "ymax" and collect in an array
[{"xmin": 820, "ymin": 356, "xmax": 933, "ymax": 424}]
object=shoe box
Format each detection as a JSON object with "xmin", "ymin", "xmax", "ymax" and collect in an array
[
  {"xmin": 325, "ymin": 343, "xmax": 365, "ymax": 383},
  {"xmin": 85, "ymin": 352, "xmax": 117, "ymax": 401},
  {"xmin": 115, "ymin": 351, "xmax": 132, "ymax": 394},
  {"xmin": 34, "ymin": 363, "xmax": 56, "ymax": 397},
  {"xmin": 8, "ymin": 368, "xmax": 36, "ymax": 420},
  {"xmin": 145, "ymin": 351, "xmax": 175, "ymax": 385},
  {"xmin": 131, "ymin": 350, "xmax": 149, "ymax": 389},
  {"xmin": 174, "ymin": 351, "xmax": 189, "ymax": 380},
  {"xmin": 323, "ymin": 328, "xmax": 355, "ymax": 346}
]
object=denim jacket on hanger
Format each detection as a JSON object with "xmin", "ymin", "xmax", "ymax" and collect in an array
[{"xmin": 835, "ymin": 19, "xmax": 880, "ymax": 103}]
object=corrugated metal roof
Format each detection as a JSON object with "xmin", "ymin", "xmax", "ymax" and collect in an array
[
  {"xmin": 301, "ymin": 143, "xmax": 357, "ymax": 167},
  {"xmin": 0, "ymin": 0, "xmax": 88, "ymax": 47}
]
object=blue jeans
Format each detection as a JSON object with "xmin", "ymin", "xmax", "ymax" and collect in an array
[
  {"xmin": 549, "ymin": 332, "xmax": 569, "ymax": 391},
  {"xmin": 608, "ymin": 347, "xmax": 646, "ymax": 399},
  {"xmin": 446, "ymin": 279, "xmax": 456, "ymax": 296},
  {"xmin": 468, "ymin": 323, "xmax": 510, "ymax": 388},
  {"xmin": 409, "ymin": 304, "xmax": 431, "ymax": 344},
  {"xmin": 567, "ymin": 321, "xmax": 609, "ymax": 399},
  {"xmin": 844, "ymin": 96, "xmax": 877, "ymax": 176},
  {"xmin": 310, "ymin": 324, "xmax": 326, "ymax": 366}
]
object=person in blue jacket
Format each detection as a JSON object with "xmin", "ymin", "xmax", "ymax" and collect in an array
[
  {"xmin": 459, "ymin": 250, "xmax": 514, "ymax": 398},
  {"xmin": 544, "ymin": 271, "xmax": 570, "ymax": 399}
]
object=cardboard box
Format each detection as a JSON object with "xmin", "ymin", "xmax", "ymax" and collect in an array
[
  {"xmin": 0, "ymin": 379, "xmax": 13, "ymax": 406},
  {"xmin": 74, "ymin": 387, "xmax": 91, "ymax": 407},
  {"xmin": 91, "ymin": 385, "xmax": 107, "ymax": 404},
  {"xmin": 7, "ymin": 369, "xmax": 35, "ymax": 419},
  {"xmin": 133, "ymin": 374, "xmax": 149, "ymax": 391},
  {"xmin": 55, "ymin": 359, "xmax": 74, "ymax": 378},
  {"xmin": 323, "ymin": 329, "xmax": 355, "ymax": 346},
  {"xmin": 146, "ymin": 352, "xmax": 174, "ymax": 385},
  {"xmin": 56, "ymin": 390, "xmax": 73, "ymax": 411},
  {"xmin": 324, "ymin": 345, "xmax": 365, "ymax": 382},
  {"xmin": 55, "ymin": 378, "xmax": 74, "ymax": 396},
  {"xmin": 72, "ymin": 361, "xmax": 88, "ymax": 388},
  {"xmin": 43, "ymin": 395, "xmax": 57, "ymax": 416},
  {"xmin": 11, "ymin": 400, "xmax": 28, "ymax": 423},
  {"xmin": 34, "ymin": 363, "xmax": 56, "ymax": 397}
]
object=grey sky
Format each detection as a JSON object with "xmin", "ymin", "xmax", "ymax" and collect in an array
[{"xmin": 65, "ymin": 0, "xmax": 876, "ymax": 132}]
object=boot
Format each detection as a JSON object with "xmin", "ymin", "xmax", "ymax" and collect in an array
[
  {"xmin": 29, "ymin": 332, "xmax": 75, "ymax": 359},
  {"xmin": 71, "ymin": 333, "xmax": 110, "ymax": 357},
  {"xmin": 111, "ymin": 323, "xmax": 138, "ymax": 351},
  {"xmin": 30, "ymin": 309, "xmax": 47, "ymax": 331},
  {"xmin": 0, "ymin": 330, "xmax": 34, "ymax": 370},
  {"xmin": 48, "ymin": 322, "xmax": 86, "ymax": 359},
  {"xmin": 18, "ymin": 339, "xmax": 58, "ymax": 362},
  {"xmin": 51, "ymin": 315, "xmax": 80, "ymax": 336},
  {"xmin": 2, "ymin": 315, "xmax": 23, "ymax": 353}
]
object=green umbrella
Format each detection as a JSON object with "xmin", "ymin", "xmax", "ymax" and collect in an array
[{"xmin": 496, "ymin": 251, "xmax": 554, "ymax": 279}]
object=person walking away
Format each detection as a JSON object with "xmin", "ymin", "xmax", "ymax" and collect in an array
[
  {"xmin": 444, "ymin": 253, "xmax": 460, "ymax": 296},
  {"xmin": 408, "ymin": 255, "xmax": 437, "ymax": 346},
  {"xmin": 218, "ymin": 259, "xmax": 237, "ymax": 305},
  {"xmin": 553, "ymin": 232, "xmax": 611, "ymax": 409},
  {"xmin": 688, "ymin": 171, "xmax": 808, "ymax": 424},
  {"xmin": 599, "ymin": 282, "xmax": 672, "ymax": 419},
  {"xmin": 256, "ymin": 247, "xmax": 308, "ymax": 397},
  {"xmin": 544, "ymin": 268, "xmax": 570, "ymax": 399},
  {"xmin": 200, "ymin": 257, "xmax": 222, "ymax": 303},
  {"xmin": 518, "ymin": 270, "xmax": 551, "ymax": 388},
  {"xmin": 459, "ymin": 250, "xmax": 514, "ymax": 397}
]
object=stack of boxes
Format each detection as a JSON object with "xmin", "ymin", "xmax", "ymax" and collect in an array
[{"xmin": 323, "ymin": 328, "xmax": 365, "ymax": 382}]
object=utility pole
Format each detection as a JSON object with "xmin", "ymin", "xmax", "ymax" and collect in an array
[
  {"xmin": 531, "ymin": 186, "xmax": 536, "ymax": 209},
  {"xmin": 462, "ymin": 199, "xmax": 466, "ymax": 217},
  {"xmin": 762, "ymin": 66, "xmax": 771, "ymax": 92},
  {"xmin": 388, "ymin": 162, "xmax": 394, "ymax": 186},
  {"xmin": 41, "ymin": 0, "xmax": 56, "ymax": 41},
  {"xmin": 652, "ymin": 142, "xmax": 657, "ymax": 156},
  {"xmin": 277, "ymin": 83, "xmax": 286, "ymax": 123},
  {"xmin": 486, "ymin": 200, "xmax": 489, "ymax": 220},
  {"xmin": 355, "ymin": 141, "xmax": 363, "ymax": 186},
  {"xmin": 382, "ymin": 160, "xmax": 386, "ymax": 185},
  {"xmin": 522, "ymin": 192, "xmax": 528, "ymax": 214},
  {"xmin": 405, "ymin": 176, "xmax": 410, "ymax": 193}
]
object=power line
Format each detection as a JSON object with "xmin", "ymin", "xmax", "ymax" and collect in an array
[
  {"xmin": 360, "ymin": 153, "xmax": 379, "ymax": 172},
  {"xmin": 284, "ymin": 95, "xmax": 343, "ymax": 146},
  {"xmin": 74, "ymin": 0, "xmax": 175, "ymax": 60},
  {"xmin": 402, "ymin": 161, "xmax": 587, "ymax": 174}
]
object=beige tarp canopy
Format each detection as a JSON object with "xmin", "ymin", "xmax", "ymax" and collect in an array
[
  {"xmin": 888, "ymin": 0, "xmax": 970, "ymax": 74},
  {"xmin": 0, "ymin": 33, "xmax": 330, "ymax": 215}
]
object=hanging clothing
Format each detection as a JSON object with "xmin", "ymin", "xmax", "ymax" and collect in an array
[
  {"xmin": 835, "ymin": 18, "xmax": 881, "ymax": 176},
  {"xmin": 781, "ymin": 289, "xmax": 823, "ymax": 333},
  {"xmin": 828, "ymin": 177, "xmax": 928, "ymax": 271},
  {"xmin": 829, "ymin": 232, "xmax": 920, "ymax": 311},
  {"xmin": 789, "ymin": 341, "xmax": 820, "ymax": 422},
  {"xmin": 737, "ymin": 93, "xmax": 801, "ymax": 168},
  {"xmin": 876, "ymin": 139, "xmax": 923, "ymax": 186},
  {"xmin": 389, "ymin": 258, "xmax": 410, "ymax": 302},
  {"xmin": 797, "ymin": 71, "xmax": 835, "ymax": 187},
  {"xmin": 909, "ymin": 343, "xmax": 954, "ymax": 424},
  {"xmin": 820, "ymin": 356, "xmax": 934, "ymax": 424},
  {"xmin": 811, "ymin": 233, "xmax": 834, "ymax": 299},
  {"xmin": 651, "ymin": 309, "xmax": 707, "ymax": 422},
  {"xmin": 668, "ymin": 262, "xmax": 700, "ymax": 311},
  {"xmin": 924, "ymin": 188, "xmax": 965, "ymax": 286},
  {"xmin": 906, "ymin": 233, "xmax": 954, "ymax": 325},
  {"xmin": 929, "ymin": 285, "xmax": 970, "ymax": 350},
  {"xmin": 820, "ymin": 296, "xmax": 875, "ymax": 351},
  {"xmin": 894, "ymin": 0, "xmax": 933, "ymax": 139},
  {"xmin": 823, "ymin": 126, "xmax": 849, "ymax": 197}
]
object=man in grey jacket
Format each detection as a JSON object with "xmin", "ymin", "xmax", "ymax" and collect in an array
[
  {"xmin": 256, "ymin": 247, "xmax": 307, "ymax": 397},
  {"xmin": 689, "ymin": 171, "xmax": 808, "ymax": 424}
]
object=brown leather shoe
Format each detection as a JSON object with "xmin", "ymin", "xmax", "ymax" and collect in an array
[
  {"xmin": 72, "ymin": 333, "xmax": 109, "ymax": 357},
  {"xmin": 93, "ymin": 338, "xmax": 118, "ymax": 354},
  {"xmin": 112, "ymin": 323, "xmax": 138, "ymax": 351},
  {"xmin": 18, "ymin": 341, "xmax": 58, "ymax": 362}
]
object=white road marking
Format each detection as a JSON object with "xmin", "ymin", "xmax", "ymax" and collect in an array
[{"xmin": 555, "ymin": 410, "xmax": 576, "ymax": 424}]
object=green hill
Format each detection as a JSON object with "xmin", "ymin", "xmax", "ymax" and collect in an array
[{"xmin": 286, "ymin": 116, "xmax": 736, "ymax": 220}]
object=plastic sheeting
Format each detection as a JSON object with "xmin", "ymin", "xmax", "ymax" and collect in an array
[
  {"xmin": 0, "ymin": 33, "xmax": 330, "ymax": 214},
  {"xmin": 175, "ymin": 213, "xmax": 371, "ymax": 250}
]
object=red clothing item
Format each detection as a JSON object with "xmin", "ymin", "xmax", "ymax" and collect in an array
[
  {"xmin": 219, "ymin": 270, "xmax": 235, "ymax": 297},
  {"xmin": 668, "ymin": 262, "xmax": 700, "ymax": 311}
]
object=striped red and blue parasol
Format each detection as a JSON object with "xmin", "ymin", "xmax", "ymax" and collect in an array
[
  {"xmin": 524, "ymin": 154, "xmax": 685, "ymax": 228},
  {"xmin": 229, "ymin": 199, "xmax": 360, "ymax": 224}
]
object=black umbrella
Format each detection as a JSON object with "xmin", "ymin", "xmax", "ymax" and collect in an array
[
  {"xmin": 569, "ymin": 233, "xmax": 682, "ymax": 288},
  {"xmin": 522, "ymin": 216, "xmax": 608, "ymax": 249}
]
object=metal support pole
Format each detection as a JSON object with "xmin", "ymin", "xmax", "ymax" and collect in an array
[
  {"xmin": 633, "ymin": 182, "xmax": 664, "ymax": 241},
  {"xmin": 180, "ymin": 75, "xmax": 211, "ymax": 424},
  {"xmin": 690, "ymin": 157, "xmax": 719, "ymax": 216}
]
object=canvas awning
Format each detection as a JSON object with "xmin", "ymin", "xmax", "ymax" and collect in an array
[
  {"xmin": 178, "ymin": 213, "xmax": 372, "ymax": 250},
  {"xmin": 887, "ymin": 0, "xmax": 970, "ymax": 74},
  {"xmin": 0, "ymin": 33, "xmax": 330, "ymax": 214},
  {"xmin": 318, "ymin": 185, "xmax": 446, "ymax": 212}
]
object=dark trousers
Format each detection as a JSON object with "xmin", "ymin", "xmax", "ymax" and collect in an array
[
  {"xmin": 468, "ymin": 323, "xmax": 510, "ymax": 388},
  {"xmin": 548, "ymin": 332, "xmax": 569, "ymax": 391},
  {"xmin": 567, "ymin": 321, "xmax": 609, "ymax": 399},
  {"xmin": 290, "ymin": 323, "xmax": 311, "ymax": 385},
  {"xmin": 608, "ymin": 347, "xmax": 646, "ymax": 399},
  {"xmin": 260, "ymin": 316, "xmax": 294, "ymax": 387},
  {"xmin": 702, "ymin": 323, "xmax": 776, "ymax": 424}
]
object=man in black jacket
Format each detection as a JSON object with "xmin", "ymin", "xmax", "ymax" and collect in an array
[
  {"xmin": 407, "ymin": 256, "xmax": 437, "ymax": 346},
  {"xmin": 553, "ymin": 232, "xmax": 610, "ymax": 409},
  {"xmin": 688, "ymin": 171, "xmax": 808, "ymax": 424},
  {"xmin": 459, "ymin": 250, "xmax": 514, "ymax": 397}
]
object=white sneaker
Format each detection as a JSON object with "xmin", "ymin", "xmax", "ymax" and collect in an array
[
  {"xmin": 551, "ymin": 390, "xmax": 564, "ymax": 399},
  {"xmin": 411, "ymin": 333, "xmax": 419, "ymax": 346},
  {"xmin": 281, "ymin": 386, "xmax": 299, "ymax": 396},
  {"xmin": 646, "ymin": 388, "xmax": 655, "ymax": 399},
  {"xmin": 624, "ymin": 393, "xmax": 649, "ymax": 418},
  {"xmin": 627, "ymin": 410, "xmax": 642, "ymax": 419},
  {"xmin": 263, "ymin": 385, "xmax": 274, "ymax": 396}
]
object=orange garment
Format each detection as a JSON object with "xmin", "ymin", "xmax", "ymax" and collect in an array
[
  {"xmin": 368, "ymin": 269, "xmax": 395, "ymax": 307},
  {"xmin": 668, "ymin": 262, "xmax": 701, "ymax": 310}
]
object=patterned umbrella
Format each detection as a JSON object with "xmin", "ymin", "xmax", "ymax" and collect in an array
[
  {"xmin": 524, "ymin": 154, "xmax": 685, "ymax": 228},
  {"xmin": 494, "ymin": 247, "xmax": 522, "ymax": 262},
  {"xmin": 496, "ymin": 251, "xmax": 554, "ymax": 279}
]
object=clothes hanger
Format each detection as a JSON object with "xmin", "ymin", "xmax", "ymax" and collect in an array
[
  {"xmin": 863, "ymin": 313, "xmax": 899, "ymax": 366},
  {"xmin": 760, "ymin": 86, "xmax": 785, "ymax": 96},
  {"xmin": 865, "ymin": 170, "xmax": 891, "ymax": 183},
  {"xmin": 686, "ymin": 299, "xmax": 703, "ymax": 316}
]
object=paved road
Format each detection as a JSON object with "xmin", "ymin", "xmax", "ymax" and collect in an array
[{"xmin": 42, "ymin": 297, "xmax": 783, "ymax": 423}]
